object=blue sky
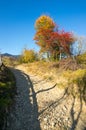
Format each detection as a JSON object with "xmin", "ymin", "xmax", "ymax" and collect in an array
[{"xmin": 0, "ymin": 0, "xmax": 86, "ymax": 55}]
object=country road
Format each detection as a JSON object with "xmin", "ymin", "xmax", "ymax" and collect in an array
[
  {"xmin": 6, "ymin": 68, "xmax": 41, "ymax": 130},
  {"xmin": 6, "ymin": 67, "xmax": 86, "ymax": 130}
]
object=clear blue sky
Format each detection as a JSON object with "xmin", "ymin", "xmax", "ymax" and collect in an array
[{"xmin": 0, "ymin": 0, "xmax": 86, "ymax": 55}]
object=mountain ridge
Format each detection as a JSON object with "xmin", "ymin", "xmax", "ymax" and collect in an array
[{"xmin": 1, "ymin": 53, "xmax": 20, "ymax": 58}]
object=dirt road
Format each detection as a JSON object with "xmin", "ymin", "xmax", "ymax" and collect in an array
[
  {"xmin": 6, "ymin": 67, "xmax": 86, "ymax": 130},
  {"xmin": 6, "ymin": 68, "xmax": 41, "ymax": 130}
]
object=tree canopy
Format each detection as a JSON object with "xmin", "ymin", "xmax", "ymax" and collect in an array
[
  {"xmin": 35, "ymin": 15, "xmax": 55, "ymax": 31},
  {"xmin": 20, "ymin": 49, "xmax": 37, "ymax": 63},
  {"xmin": 34, "ymin": 15, "xmax": 75, "ymax": 60}
]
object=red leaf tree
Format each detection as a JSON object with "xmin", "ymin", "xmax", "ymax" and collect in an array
[{"xmin": 34, "ymin": 15, "xmax": 75, "ymax": 60}]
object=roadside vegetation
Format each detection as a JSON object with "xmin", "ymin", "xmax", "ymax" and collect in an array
[
  {"xmin": 0, "ymin": 64, "xmax": 16, "ymax": 129},
  {"xmin": 2, "ymin": 56, "xmax": 19, "ymax": 67},
  {"xmin": 19, "ymin": 48, "xmax": 38, "ymax": 63},
  {"xmin": 18, "ymin": 55, "xmax": 86, "ymax": 102},
  {"xmin": 17, "ymin": 15, "xmax": 86, "ymax": 104}
]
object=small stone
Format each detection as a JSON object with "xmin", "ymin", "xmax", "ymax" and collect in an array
[
  {"xmin": 63, "ymin": 105, "xmax": 67, "ymax": 111},
  {"xmin": 44, "ymin": 118, "xmax": 47, "ymax": 122},
  {"xmin": 51, "ymin": 122, "xmax": 55, "ymax": 127},
  {"xmin": 58, "ymin": 118, "xmax": 61, "ymax": 122},
  {"xmin": 44, "ymin": 125, "xmax": 47, "ymax": 129},
  {"xmin": 65, "ymin": 117, "xmax": 68, "ymax": 121},
  {"xmin": 58, "ymin": 122, "xmax": 62, "ymax": 127}
]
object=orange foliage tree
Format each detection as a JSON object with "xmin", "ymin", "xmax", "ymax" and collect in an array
[
  {"xmin": 34, "ymin": 15, "xmax": 56, "ymax": 59},
  {"xmin": 34, "ymin": 15, "xmax": 75, "ymax": 60}
]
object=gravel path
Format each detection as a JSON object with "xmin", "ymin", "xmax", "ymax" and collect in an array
[
  {"xmin": 6, "ymin": 68, "xmax": 86, "ymax": 130},
  {"xmin": 6, "ymin": 68, "xmax": 41, "ymax": 130}
]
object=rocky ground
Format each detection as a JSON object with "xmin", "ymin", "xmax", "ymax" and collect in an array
[{"xmin": 6, "ymin": 66, "xmax": 86, "ymax": 130}]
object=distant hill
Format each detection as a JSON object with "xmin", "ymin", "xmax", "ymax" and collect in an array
[{"xmin": 2, "ymin": 53, "xmax": 20, "ymax": 58}]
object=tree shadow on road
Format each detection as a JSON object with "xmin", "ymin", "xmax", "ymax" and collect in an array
[
  {"xmin": 38, "ymin": 85, "xmax": 86, "ymax": 130},
  {"xmin": 18, "ymin": 71, "xmax": 41, "ymax": 130},
  {"xmin": 22, "ymin": 72, "xmax": 57, "ymax": 130},
  {"xmin": 69, "ymin": 84, "xmax": 86, "ymax": 130},
  {"xmin": 70, "ymin": 95, "xmax": 83, "ymax": 130},
  {"xmin": 6, "ymin": 69, "xmax": 41, "ymax": 130},
  {"xmin": 23, "ymin": 70, "xmax": 86, "ymax": 130},
  {"xmin": 39, "ymin": 87, "xmax": 69, "ymax": 116}
]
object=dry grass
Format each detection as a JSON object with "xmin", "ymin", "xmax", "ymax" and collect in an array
[
  {"xmin": 17, "ymin": 61, "xmax": 59, "ymax": 81},
  {"xmin": 17, "ymin": 61, "xmax": 86, "ymax": 102}
]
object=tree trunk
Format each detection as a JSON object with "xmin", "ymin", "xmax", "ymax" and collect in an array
[{"xmin": 59, "ymin": 52, "xmax": 62, "ymax": 60}]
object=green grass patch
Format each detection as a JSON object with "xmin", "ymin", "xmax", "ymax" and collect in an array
[{"xmin": 0, "ymin": 66, "xmax": 16, "ymax": 129}]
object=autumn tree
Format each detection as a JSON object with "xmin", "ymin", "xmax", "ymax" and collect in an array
[
  {"xmin": 34, "ymin": 15, "xmax": 75, "ymax": 60},
  {"xmin": 20, "ymin": 48, "xmax": 37, "ymax": 63},
  {"xmin": 34, "ymin": 15, "xmax": 56, "ymax": 59}
]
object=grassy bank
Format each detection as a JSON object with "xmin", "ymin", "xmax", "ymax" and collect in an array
[
  {"xmin": 0, "ymin": 65, "xmax": 16, "ymax": 129},
  {"xmin": 18, "ymin": 59, "xmax": 86, "ymax": 102}
]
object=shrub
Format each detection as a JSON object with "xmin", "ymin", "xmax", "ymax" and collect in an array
[
  {"xmin": 76, "ymin": 52, "xmax": 86, "ymax": 64},
  {"xmin": 19, "ymin": 49, "xmax": 37, "ymax": 63},
  {"xmin": 62, "ymin": 69, "xmax": 86, "ymax": 102}
]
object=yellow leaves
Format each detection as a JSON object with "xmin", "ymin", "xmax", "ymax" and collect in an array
[
  {"xmin": 34, "ymin": 15, "xmax": 56, "ymax": 54},
  {"xmin": 35, "ymin": 15, "xmax": 55, "ymax": 31},
  {"xmin": 22, "ymin": 49, "xmax": 36, "ymax": 63}
]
